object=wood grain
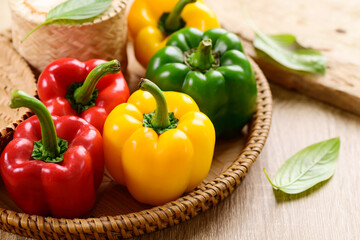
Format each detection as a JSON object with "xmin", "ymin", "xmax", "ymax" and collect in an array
[
  {"xmin": 1, "ymin": 0, "xmax": 360, "ymax": 239},
  {"xmin": 206, "ymin": 0, "xmax": 360, "ymax": 116}
]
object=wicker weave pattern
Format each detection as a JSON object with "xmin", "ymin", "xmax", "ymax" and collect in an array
[
  {"xmin": 0, "ymin": 31, "xmax": 36, "ymax": 153},
  {"xmin": 10, "ymin": 0, "xmax": 128, "ymax": 73},
  {"xmin": 0, "ymin": 34, "xmax": 272, "ymax": 239}
]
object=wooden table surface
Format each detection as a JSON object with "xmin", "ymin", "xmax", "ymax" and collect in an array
[{"xmin": 1, "ymin": 0, "xmax": 359, "ymax": 239}]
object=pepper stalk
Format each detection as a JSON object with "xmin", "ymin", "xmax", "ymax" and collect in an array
[
  {"xmin": 186, "ymin": 39, "xmax": 215, "ymax": 71},
  {"xmin": 139, "ymin": 78, "xmax": 170, "ymax": 129},
  {"xmin": 74, "ymin": 60, "xmax": 121, "ymax": 104},
  {"xmin": 158, "ymin": 0, "xmax": 196, "ymax": 35},
  {"xmin": 139, "ymin": 79, "xmax": 179, "ymax": 134},
  {"xmin": 66, "ymin": 60, "xmax": 121, "ymax": 113},
  {"xmin": 10, "ymin": 90, "xmax": 67, "ymax": 162}
]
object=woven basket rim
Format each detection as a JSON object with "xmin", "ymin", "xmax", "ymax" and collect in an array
[
  {"xmin": 0, "ymin": 35, "xmax": 272, "ymax": 239},
  {"xmin": 10, "ymin": 0, "xmax": 128, "ymax": 26}
]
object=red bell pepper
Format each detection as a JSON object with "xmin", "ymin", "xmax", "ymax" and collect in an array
[
  {"xmin": 37, "ymin": 58, "xmax": 130, "ymax": 134},
  {"xmin": 0, "ymin": 90, "xmax": 104, "ymax": 218}
]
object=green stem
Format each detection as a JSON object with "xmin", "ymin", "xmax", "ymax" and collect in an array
[
  {"xmin": 73, "ymin": 60, "xmax": 121, "ymax": 105},
  {"xmin": 139, "ymin": 79, "xmax": 170, "ymax": 129},
  {"xmin": 263, "ymin": 168, "xmax": 279, "ymax": 189},
  {"xmin": 165, "ymin": 0, "xmax": 196, "ymax": 31},
  {"xmin": 10, "ymin": 90, "xmax": 59, "ymax": 155},
  {"xmin": 21, "ymin": 21, "xmax": 51, "ymax": 43},
  {"xmin": 187, "ymin": 39, "xmax": 215, "ymax": 71}
]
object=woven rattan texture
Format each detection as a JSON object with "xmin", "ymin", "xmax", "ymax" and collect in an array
[
  {"xmin": 0, "ymin": 32, "xmax": 272, "ymax": 239},
  {"xmin": 10, "ymin": 0, "xmax": 128, "ymax": 73},
  {"xmin": 0, "ymin": 31, "xmax": 36, "ymax": 152}
]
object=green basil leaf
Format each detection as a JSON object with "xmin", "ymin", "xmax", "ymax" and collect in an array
[
  {"xmin": 22, "ymin": 0, "xmax": 112, "ymax": 42},
  {"xmin": 253, "ymin": 31, "xmax": 327, "ymax": 74},
  {"xmin": 264, "ymin": 137, "xmax": 340, "ymax": 194},
  {"xmin": 46, "ymin": 0, "xmax": 112, "ymax": 21}
]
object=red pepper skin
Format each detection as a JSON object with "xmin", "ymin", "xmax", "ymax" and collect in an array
[
  {"xmin": 37, "ymin": 58, "xmax": 130, "ymax": 133},
  {"xmin": 0, "ymin": 115, "xmax": 104, "ymax": 218}
]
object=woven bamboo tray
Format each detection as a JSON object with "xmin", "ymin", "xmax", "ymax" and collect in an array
[{"xmin": 0, "ymin": 30, "xmax": 273, "ymax": 239}]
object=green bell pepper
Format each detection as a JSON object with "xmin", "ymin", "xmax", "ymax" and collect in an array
[{"xmin": 146, "ymin": 27, "xmax": 257, "ymax": 137}]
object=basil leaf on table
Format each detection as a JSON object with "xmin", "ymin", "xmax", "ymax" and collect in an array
[
  {"xmin": 253, "ymin": 32, "xmax": 327, "ymax": 74},
  {"xmin": 264, "ymin": 137, "xmax": 340, "ymax": 194},
  {"xmin": 22, "ymin": 0, "xmax": 112, "ymax": 42}
]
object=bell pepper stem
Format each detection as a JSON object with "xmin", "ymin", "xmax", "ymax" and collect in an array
[
  {"xmin": 73, "ymin": 60, "xmax": 121, "ymax": 105},
  {"xmin": 10, "ymin": 90, "xmax": 59, "ymax": 155},
  {"xmin": 187, "ymin": 39, "xmax": 215, "ymax": 71},
  {"xmin": 139, "ymin": 79, "xmax": 170, "ymax": 129},
  {"xmin": 165, "ymin": 0, "xmax": 196, "ymax": 31}
]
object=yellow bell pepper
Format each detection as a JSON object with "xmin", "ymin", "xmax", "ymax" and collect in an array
[
  {"xmin": 128, "ymin": 0, "xmax": 220, "ymax": 67},
  {"xmin": 103, "ymin": 79, "xmax": 215, "ymax": 205}
]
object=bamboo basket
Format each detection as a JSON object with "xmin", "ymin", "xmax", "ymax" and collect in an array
[
  {"xmin": 0, "ymin": 30, "xmax": 273, "ymax": 239},
  {"xmin": 10, "ymin": 0, "xmax": 128, "ymax": 73},
  {"xmin": 0, "ymin": 31, "xmax": 35, "ymax": 151}
]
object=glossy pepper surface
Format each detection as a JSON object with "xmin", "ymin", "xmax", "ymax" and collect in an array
[
  {"xmin": 37, "ymin": 58, "xmax": 130, "ymax": 134},
  {"xmin": 0, "ymin": 90, "xmax": 104, "ymax": 218},
  {"xmin": 128, "ymin": 0, "xmax": 220, "ymax": 67},
  {"xmin": 146, "ymin": 27, "xmax": 257, "ymax": 137},
  {"xmin": 103, "ymin": 79, "xmax": 215, "ymax": 205}
]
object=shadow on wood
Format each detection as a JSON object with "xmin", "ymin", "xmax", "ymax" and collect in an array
[{"xmin": 273, "ymin": 178, "xmax": 332, "ymax": 203}]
